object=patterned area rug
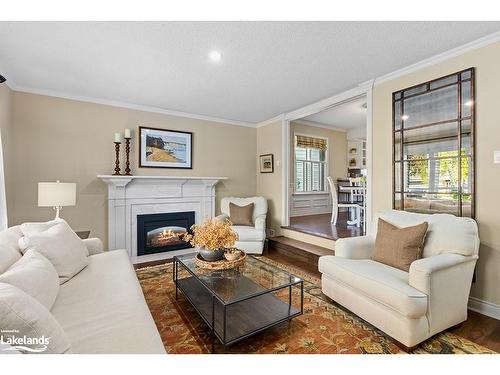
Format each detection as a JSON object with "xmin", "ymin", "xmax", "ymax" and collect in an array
[{"xmin": 136, "ymin": 257, "xmax": 495, "ymax": 354}]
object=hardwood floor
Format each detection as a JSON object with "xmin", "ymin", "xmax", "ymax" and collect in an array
[
  {"xmin": 265, "ymin": 243, "xmax": 500, "ymax": 353},
  {"xmin": 133, "ymin": 257, "xmax": 173, "ymax": 270},
  {"xmin": 283, "ymin": 212, "xmax": 364, "ymax": 240},
  {"xmin": 449, "ymin": 310, "xmax": 500, "ymax": 352}
]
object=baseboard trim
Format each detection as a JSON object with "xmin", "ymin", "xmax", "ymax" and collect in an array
[{"xmin": 468, "ymin": 296, "xmax": 500, "ymax": 320}]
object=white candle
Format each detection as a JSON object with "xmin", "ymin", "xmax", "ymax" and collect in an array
[
  {"xmin": 114, "ymin": 132, "xmax": 121, "ymax": 143},
  {"xmin": 124, "ymin": 129, "xmax": 131, "ymax": 139}
]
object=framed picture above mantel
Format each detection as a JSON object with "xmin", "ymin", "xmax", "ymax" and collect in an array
[{"xmin": 139, "ymin": 126, "xmax": 193, "ymax": 169}]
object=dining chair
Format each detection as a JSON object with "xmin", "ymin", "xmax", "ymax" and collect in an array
[
  {"xmin": 327, "ymin": 176, "xmax": 362, "ymax": 226},
  {"xmin": 349, "ymin": 177, "xmax": 365, "ymax": 204}
]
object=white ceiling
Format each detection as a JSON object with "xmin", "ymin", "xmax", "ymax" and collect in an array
[
  {"xmin": 303, "ymin": 96, "xmax": 367, "ymax": 130},
  {"xmin": 1, "ymin": 22, "xmax": 500, "ymax": 124}
]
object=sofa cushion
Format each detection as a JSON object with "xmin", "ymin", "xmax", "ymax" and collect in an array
[
  {"xmin": 50, "ymin": 250, "xmax": 165, "ymax": 354},
  {"xmin": 373, "ymin": 210, "xmax": 479, "ymax": 258},
  {"xmin": 229, "ymin": 202, "xmax": 254, "ymax": 226},
  {"xmin": 18, "ymin": 219, "xmax": 89, "ymax": 284},
  {"xmin": 232, "ymin": 225, "xmax": 265, "ymax": 242},
  {"xmin": 0, "ymin": 282, "xmax": 71, "ymax": 354},
  {"xmin": 0, "ymin": 249, "xmax": 59, "ymax": 310},
  {"xmin": 372, "ymin": 218, "xmax": 428, "ymax": 272},
  {"xmin": 0, "ymin": 225, "xmax": 23, "ymax": 274},
  {"xmin": 318, "ymin": 256, "xmax": 428, "ymax": 318}
]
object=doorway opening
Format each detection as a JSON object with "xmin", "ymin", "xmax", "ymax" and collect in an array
[{"xmin": 283, "ymin": 95, "xmax": 369, "ymax": 241}]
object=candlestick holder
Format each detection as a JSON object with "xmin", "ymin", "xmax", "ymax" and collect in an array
[
  {"xmin": 113, "ymin": 142, "xmax": 122, "ymax": 175},
  {"xmin": 124, "ymin": 137, "xmax": 132, "ymax": 175}
]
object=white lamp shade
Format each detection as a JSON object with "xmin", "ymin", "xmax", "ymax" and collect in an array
[{"xmin": 38, "ymin": 182, "xmax": 76, "ymax": 207}]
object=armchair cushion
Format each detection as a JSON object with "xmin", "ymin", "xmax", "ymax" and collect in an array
[
  {"xmin": 372, "ymin": 218, "xmax": 428, "ymax": 272},
  {"xmin": 373, "ymin": 210, "xmax": 479, "ymax": 258},
  {"xmin": 220, "ymin": 196, "xmax": 268, "ymax": 223},
  {"xmin": 229, "ymin": 202, "xmax": 254, "ymax": 226},
  {"xmin": 319, "ymin": 256, "xmax": 427, "ymax": 318},
  {"xmin": 334, "ymin": 236, "xmax": 375, "ymax": 259}
]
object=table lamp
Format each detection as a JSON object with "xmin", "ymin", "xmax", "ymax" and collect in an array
[{"xmin": 38, "ymin": 180, "xmax": 76, "ymax": 219}]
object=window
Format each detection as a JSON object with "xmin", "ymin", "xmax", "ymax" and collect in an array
[
  {"xmin": 392, "ymin": 68, "xmax": 475, "ymax": 217},
  {"xmin": 295, "ymin": 135, "xmax": 328, "ymax": 192}
]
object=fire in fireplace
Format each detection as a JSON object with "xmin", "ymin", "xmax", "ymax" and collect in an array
[{"xmin": 137, "ymin": 211, "xmax": 195, "ymax": 256}]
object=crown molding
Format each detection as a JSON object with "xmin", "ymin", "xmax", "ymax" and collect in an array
[
  {"xmin": 5, "ymin": 31, "xmax": 500, "ymax": 129},
  {"xmin": 9, "ymin": 83, "xmax": 257, "ymax": 128},
  {"xmin": 258, "ymin": 31, "xmax": 500, "ymax": 126},
  {"xmin": 292, "ymin": 119, "xmax": 348, "ymax": 133},
  {"xmin": 285, "ymin": 85, "xmax": 369, "ymax": 122},
  {"xmin": 372, "ymin": 30, "xmax": 500, "ymax": 86},
  {"xmin": 256, "ymin": 114, "xmax": 285, "ymax": 128}
]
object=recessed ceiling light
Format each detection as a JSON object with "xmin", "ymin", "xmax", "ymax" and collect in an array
[
  {"xmin": 401, "ymin": 115, "xmax": 409, "ymax": 121},
  {"xmin": 209, "ymin": 50, "xmax": 222, "ymax": 63}
]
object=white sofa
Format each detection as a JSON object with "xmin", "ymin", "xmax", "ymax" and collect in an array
[
  {"xmin": 0, "ymin": 225, "xmax": 166, "ymax": 354},
  {"xmin": 216, "ymin": 196, "xmax": 268, "ymax": 254},
  {"xmin": 319, "ymin": 210, "xmax": 479, "ymax": 348}
]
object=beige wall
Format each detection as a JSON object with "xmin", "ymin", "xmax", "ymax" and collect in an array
[
  {"xmin": 256, "ymin": 121, "xmax": 283, "ymax": 233},
  {"xmin": 372, "ymin": 41, "xmax": 500, "ymax": 306},
  {"xmin": 289, "ymin": 121, "xmax": 348, "ymax": 185},
  {"xmin": 8, "ymin": 92, "xmax": 257, "ymax": 242}
]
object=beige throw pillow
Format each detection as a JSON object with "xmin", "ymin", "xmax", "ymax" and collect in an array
[
  {"xmin": 0, "ymin": 282, "xmax": 71, "ymax": 354},
  {"xmin": 372, "ymin": 218, "xmax": 428, "ymax": 272},
  {"xmin": 0, "ymin": 249, "xmax": 60, "ymax": 310},
  {"xmin": 18, "ymin": 219, "xmax": 89, "ymax": 284},
  {"xmin": 229, "ymin": 202, "xmax": 254, "ymax": 226}
]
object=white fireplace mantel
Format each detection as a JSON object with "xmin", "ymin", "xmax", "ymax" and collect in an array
[{"xmin": 98, "ymin": 175, "xmax": 227, "ymax": 263}]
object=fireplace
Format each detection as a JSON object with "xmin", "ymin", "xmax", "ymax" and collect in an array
[{"xmin": 137, "ymin": 211, "xmax": 195, "ymax": 256}]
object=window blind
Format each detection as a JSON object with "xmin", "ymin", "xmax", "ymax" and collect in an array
[{"xmin": 296, "ymin": 135, "xmax": 327, "ymax": 150}]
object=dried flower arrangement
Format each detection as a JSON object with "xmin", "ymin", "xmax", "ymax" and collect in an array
[{"xmin": 184, "ymin": 218, "xmax": 238, "ymax": 251}]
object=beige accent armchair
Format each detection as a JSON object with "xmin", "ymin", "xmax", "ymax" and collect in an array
[
  {"xmin": 215, "ymin": 196, "xmax": 268, "ymax": 254},
  {"xmin": 319, "ymin": 210, "xmax": 479, "ymax": 349}
]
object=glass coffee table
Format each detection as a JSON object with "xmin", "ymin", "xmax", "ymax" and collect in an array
[{"xmin": 173, "ymin": 253, "xmax": 303, "ymax": 353}]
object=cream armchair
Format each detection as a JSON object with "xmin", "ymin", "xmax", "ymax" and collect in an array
[
  {"xmin": 319, "ymin": 210, "xmax": 479, "ymax": 349},
  {"xmin": 215, "ymin": 196, "xmax": 268, "ymax": 254}
]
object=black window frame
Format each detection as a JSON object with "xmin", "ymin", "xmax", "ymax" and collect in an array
[{"xmin": 392, "ymin": 67, "xmax": 476, "ymax": 218}]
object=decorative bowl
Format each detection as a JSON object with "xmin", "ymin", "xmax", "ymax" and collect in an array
[
  {"xmin": 224, "ymin": 249, "xmax": 242, "ymax": 261},
  {"xmin": 197, "ymin": 247, "xmax": 225, "ymax": 262},
  {"xmin": 195, "ymin": 251, "xmax": 246, "ymax": 270}
]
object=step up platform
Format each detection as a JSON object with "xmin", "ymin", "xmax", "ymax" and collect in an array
[{"xmin": 267, "ymin": 236, "xmax": 333, "ymax": 272}]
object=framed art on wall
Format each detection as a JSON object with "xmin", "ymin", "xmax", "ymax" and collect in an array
[
  {"xmin": 139, "ymin": 126, "xmax": 193, "ymax": 169},
  {"xmin": 259, "ymin": 154, "xmax": 274, "ymax": 173}
]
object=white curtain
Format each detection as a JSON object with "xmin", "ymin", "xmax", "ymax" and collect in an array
[{"xmin": 0, "ymin": 130, "xmax": 8, "ymax": 230}]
